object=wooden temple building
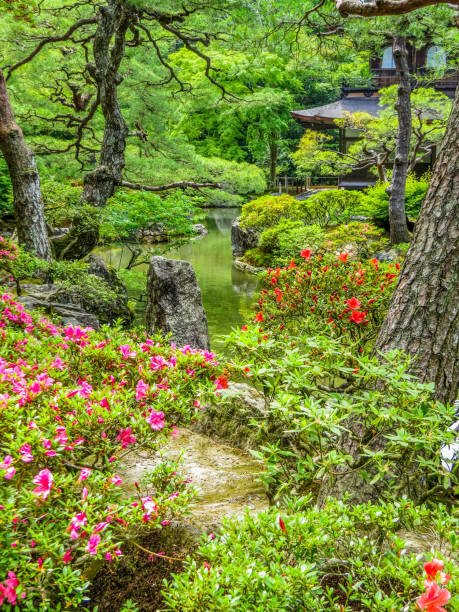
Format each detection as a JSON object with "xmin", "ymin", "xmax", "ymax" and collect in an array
[{"xmin": 291, "ymin": 44, "xmax": 458, "ymax": 189}]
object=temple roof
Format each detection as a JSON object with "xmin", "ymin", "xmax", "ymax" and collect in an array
[{"xmin": 291, "ymin": 96, "xmax": 385, "ymax": 126}]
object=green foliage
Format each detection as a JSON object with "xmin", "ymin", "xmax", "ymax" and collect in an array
[
  {"xmin": 325, "ymin": 221, "xmax": 389, "ymax": 258},
  {"xmin": 224, "ymin": 331, "xmax": 458, "ymax": 505},
  {"xmin": 41, "ymin": 179, "xmax": 83, "ymax": 228},
  {"xmin": 360, "ymin": 174, "xmax": 430, "ymax": 224},
  {"xmin": 164, "ymin": 499, "xmax": 458, "ymax": 611},
  {"xmin": 240, "ymin": 191, "xmax": 364, "ymax": 233},
  {"xmin": 0, "ymin": 157, "xmax": 12, "ymax": 215},
  {"xmin": 273, "ymin": 224, "xmax": 326, "ymax": 267},
  {"xmin": 298, "ymin": 189, "xmax": 363, "ymax": 226},
  {"xmin": 100, "ymin": 190, "xmax": 196, "ymax": 243}
]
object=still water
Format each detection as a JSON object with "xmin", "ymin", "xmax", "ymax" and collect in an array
[{"xmin": 96, "ymin": 209, "xmax": 258, "ymax": 350}]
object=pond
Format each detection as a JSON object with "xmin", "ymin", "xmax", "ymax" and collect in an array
[{"xmin": 96, "ymin": 208, "xmax": 258, "ymax": 351}]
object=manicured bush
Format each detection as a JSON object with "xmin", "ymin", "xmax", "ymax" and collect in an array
[
  {"xmin": 274, "ymin": 224, "xmax": 325, "ymax": 266},
  {"xmin": 0, "ymin": 294, "xmax": 223, "ymax": 609},
  {"xmin": 240, "ymin": 194, "xmax": 299, "ymax": 230},
  {"xmin": 164, "ymin": 499, "xmax": 458, "ymax": 611},
  {"xmin": 324, "ymin": 221, "xmax": 389, "ymax": 259},
  {"xmin": 360, "ymin": 174, "xmax": 429, "ymax": 225},
  {"xmin": 297, "ymin": 189, "xmax": 364, "ymax": 227}
]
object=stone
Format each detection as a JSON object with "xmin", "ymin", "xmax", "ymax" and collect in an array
[
  {"xmin": 146, "ymin": 256, "xmax": 210, "ymax": 350},
  {"xmin": 16, "ymin": 295, "xmax": 100, "ymax": 330},
  {"xmin": 373, "ymin": 248, "xmax": 405, "ymax": 263},
  {"xmin": 231, "ymin": 217, "xmax": 259, "ymax": 257},
  {"xmin": 232, "ymin": 258, "xmax": 262, "ymax": 275},
  {"xmin": 192, "ymin": 223, "xmax": 208, "ymax": 238}
]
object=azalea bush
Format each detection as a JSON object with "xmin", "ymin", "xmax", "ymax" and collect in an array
[
  {"xmin": 324, "ymin": 221, "xmax": 389, "ymax": 259},
  {"xmin": 0, "ymin": 294, "xmax": 224, "ymax": 609},
  {"xmin": 221, "ymin": 329, "xmax": 458, "ymax": 504},
  {"xmin": 164, "ymin": 498, "xmax": 458, "ymax": 611},
  {"xmin": 252, "ymin": 248, "xmax": 399, "ymax": 350}
]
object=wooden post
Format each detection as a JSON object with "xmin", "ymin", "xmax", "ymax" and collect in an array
[{"xmin": 284, "ymin": 175, "xmax": 288, "ymax": 194}]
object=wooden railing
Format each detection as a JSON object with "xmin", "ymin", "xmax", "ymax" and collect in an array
[
  {"xmin": 272, "ymin": 176, "xmax": 339, "ymax": 195},
  {"xmin": 341, "ymin": 68, "xmax": 458, "ymax": 93}
]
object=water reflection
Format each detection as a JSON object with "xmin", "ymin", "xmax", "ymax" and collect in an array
[{"xmin": 96, "ymin": 208, "xmax": 258, "ymax": 350}]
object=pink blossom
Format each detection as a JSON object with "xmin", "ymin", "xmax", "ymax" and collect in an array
[
  {"xmin": 116, "ymin": 428, "xmax": 136, "ymax": 448},
  {"xmin": 109, "ymin": 475, "xmax": 122, "ymax": 486},
  {"xmin": 19, "ymin": 443, "xmax": 33, "ymax": 463},
  {"xmin": 135, "ymin": 379, "xmax": 149, "ymax": 401},
  {"xmin": 94, "ymin": 521, "xmax": 109, "ymax": 533},
  {"xmin": 63, "ymin": 550, "xmax": 72, "ymax": 564},
  {"xmin": 86, "ymin": 534, "xmax": 101, "ymax": 555},
  {"xmin": 32, "ymin": 469, "xmax": 53, "ymax": 500},
  {"xmin": 105, "ymin": 552, "xmax": 113, "ymax": 561},
  {"xmin": 78, "ymin": 468, "xmax": 91, "ymax": 483},
  {"xmin": 4, "ymin": 467, "xmax": 16, "ymax": 480},
  {"xmin": 146, "ymin": 410, "xmax": 165, "ymax": 431},
  {"xmin": 0, "ymin": 455, "xmax": 13, "ymax": 469},
  {"xmin": 82, "ymin": 486, "xmax": 89, "ymax": 501},
  {"xmin": 119, "ymin": 344, "xmax": 137, "ymax": 359}
]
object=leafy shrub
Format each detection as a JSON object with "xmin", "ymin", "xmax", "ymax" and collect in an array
[
  {"xmin": 258, "ymin": 219, "xmax": 304, "ymax": 253},
  {"xmin": 164, "ymin": 499, "xmax": 458, "ymax": 611},
  {"xmin": 0, "ymin": 157, "xmax": 12, "ymax": 215},
  {"xmin": 41, "ymin": 179, "xmax": 83, "ymax": 228},
  {"xmin": 297, "ymin": 189, "xmax": 364, "ymax": 227},
  {"xmin": 240, "ymin": 194, "xmax": 299, "ymax": 230},
  {"xmin": 274, "ymin": 224, "xmax": 325, "ymax": 266},
  {"xmin": 240, "ymin": 190, "xmax": 364, "ymax": 233},
  {"xmin": 242, "ymin": 247, "xmax": 272, "ymax": 268},
  {"xmin": 100, "ymin": 190, "xmax": 196, "ymax": 243},
  {"xmin": 202, "ymin": 157, "xmax": 266, "ymax": 195},
  {"xmin": 0, "ymin": 295, "xmax": 223, "ymax": 609},
  {"xmin": 325, "ymin": 221, "xmax": 389, "ymax": 259},
  {"xmin": 223, "ymin": 329, "xmax": 458, "ymax": 504},
  {"xmin": 360, "ymin": 174, "xmax": 429, "ymax": 224}
]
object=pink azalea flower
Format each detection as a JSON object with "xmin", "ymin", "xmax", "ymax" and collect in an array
[
  {"xmin": 78, "ymin": 468, "xmax": 91, "ymax": 483},
  {"xmin": 4, "ymin": 467, "xmax": 16, "ymax": 480},
  {"xmin": 146, "ymin": 410, "xmax": 165, "ymax": 431},
  {"xmin": 82, "ymin": 486, "xmax": 89, "ymax": 501},
  {"xmin": 116, "ymin": 428, "xmax": 136, "ymax": 448},
  {"xmin": 109, "ymin": 475, "xmax": 122, "ymax": 486},
  {"xmin": 0, "ymin": 455, "xmax": 13, "ymax": 469},
  {"xmin": 86, "ymin": 534, "xmax": 101, "ymax": 556},
  {"xmin": 135, "ymin": 379, "xmax": 149, "ymax": 401},
  {"xmin": 32, "ymin": 469, "xmax": 53, "ymax": 500},
  {"xmin": 62, "ymin": 550, "xmax": 72, "ymax": 564},
  {"xmin": 119, "ymin": 344, "xmax": 137, "ymax": 359}
]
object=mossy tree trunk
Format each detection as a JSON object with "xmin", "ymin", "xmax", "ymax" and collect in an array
[
  {"xmin": 0, "ymin": 69, "xmax": 52, "ymax": 261},
  {"xmin": 374, "ymin": 85, "xmax": 459, "ymax": 405}
]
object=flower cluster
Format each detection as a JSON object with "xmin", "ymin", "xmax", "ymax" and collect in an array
[
  {"xmin": 0, "ymin": 236, "xmax": 18, "ymax": 262},
  {"xmin": 418, "ymin": 558, "xmax": 452, "ymax": 612},
  {"xmin": 252, "ymin": 249, "xmax": 399, "ymax": 350},
  {"xmin": 0, "ymin": 294, "xmax": 223, "ymax": 608}
]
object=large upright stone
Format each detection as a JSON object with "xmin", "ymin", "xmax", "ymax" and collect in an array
[
  {"xmin": 146, "ymin": 256, "xmax": 210, "ymax": 350},
  {"xmin": 231, "ymin": 217, "xmax": 259, "ymax": 257}
]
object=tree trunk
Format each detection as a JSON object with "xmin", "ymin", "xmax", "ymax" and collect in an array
[
  {"xmin": 0, "ymin": 69, "xmax": 52, "ymax": 261},
  {"xmin": 374, "ymin": 85, "xmax": 459, "ymax": 405},
  {"xmin": 82, "ymin": 1, "xmax": 132, "ymax": 208},
  {"xmin": 55, "ymin": 2, "xmax": 134, "ymax": 260},
  {"xmin": 269, "ymin": 132, "xmax": 278, "ymax": 186},
  {"xmin": 387, "ymin": 36, "xmax": 412, "ymax": 245}
]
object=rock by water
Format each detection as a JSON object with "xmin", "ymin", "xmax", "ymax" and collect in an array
[
  {"xmin": 231, "ymin": 217, "xmax": 259, "ymax": 257},
  {"xmin": 146, "ymin": 256, "xmax": 210, "ymax": 350}
]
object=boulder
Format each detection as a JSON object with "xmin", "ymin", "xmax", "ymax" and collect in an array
[
  {"xmin": 146, "ymin": 256, "xmax": 210, "ymax": 350},
  {"xmin": 373, "ymin": 248, "xmax": 405, "ymax": 263},
  {"xmin": 16, "ymin": 295, "xmax": 100, "ymax": 330},
  {"xmin": 231, "ymin": 217, "xmax": 259, "ymax": 257},
  {"xmin": 192, "ymin": 223, "xmax": 208, "ymax": 238}
]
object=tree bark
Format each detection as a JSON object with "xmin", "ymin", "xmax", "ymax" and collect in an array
[
  {"xmin": 0, "ymin": 69, "xmax": 52, "ymax": 261},
  {"xmin": 82, "ymin": 1, "xmax": 133, "ymax": 208},
  {"xmin": 269, "ymin": 132, "xmax": 278, "ymax": 185},
  {"xmin": 387, "ymin": 36, "xmax": 412, "ymax": 245},
  {"xmin": 374, "ymin": 85, "xmax": 459, "ymax": 405}
]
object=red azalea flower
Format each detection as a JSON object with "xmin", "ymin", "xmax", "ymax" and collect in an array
[
  {"xmin": 417, "ymin": 582, "xmax": 450, "ymax": 612},
  {"xmin": 349, "ymin": 310, "xmax": 366, "ymax": 324},
  {"xmin": 300, "ymin": 249, "xmax": 312, "ymax": 261},
  {"xmin": 278, "ymin": 516, "xmax": 286, "ymax": 532},
  {"xmin": 424, "ymin": 559, "xmax": 444, "ymax": 580},
  {"xmin": 345, "ymin": 297, "xmax": 361, "ymax": 310},
  {"xmin": 254, "ymin": 312, "xmax": 264, "ymax": 322},
  {"xmin": 338, "ymin": 253, "xmax": 349, "ymax": 262}
]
